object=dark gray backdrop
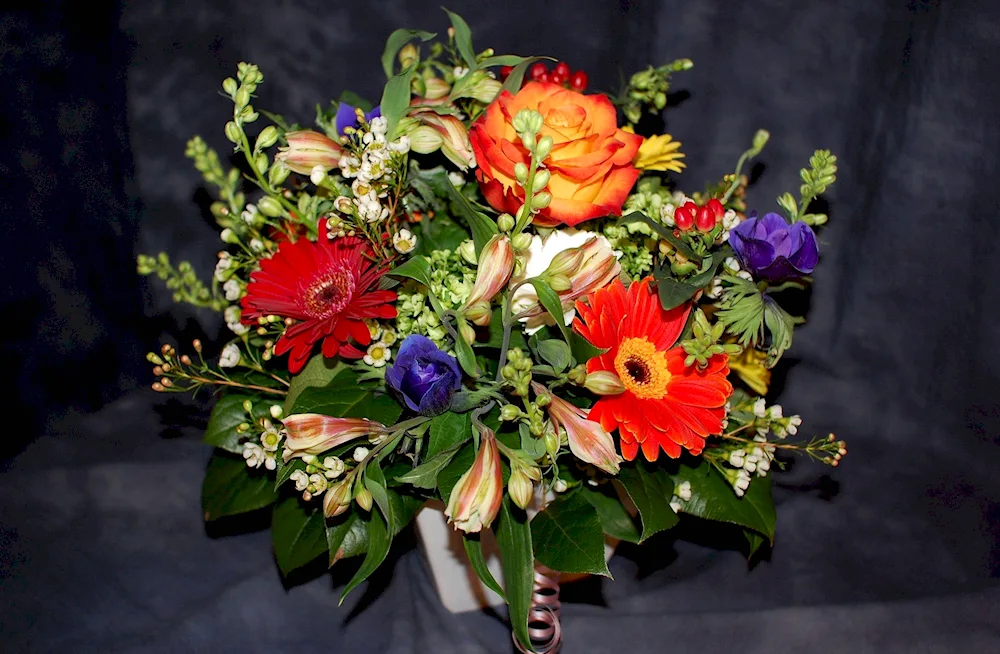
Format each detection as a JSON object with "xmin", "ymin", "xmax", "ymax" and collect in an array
[{"xmin": 2, "ymin": 1, "xmax": 999, "ymax": 651}]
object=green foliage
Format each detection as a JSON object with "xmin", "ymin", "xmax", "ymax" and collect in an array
[
  {"xmin": 715, "ymin": 275, "xmax": 766, "ymax": 347},
  {"xmin": 443, "ymin": 9, "xmax": 476, "ymax": 69},
  {"xmin": 444, "ymin": 179, "xmax": 498, "ymax": 256},
  {"xmin": 380, "ymin": 66, "xmax": 418, "ymax": 141},
  {"xmin": 463, "ymin": 536, "xmax": 506, "ymax": 600},
  {"xmin": 202, "ymin": 450, "xmax": 277, "ymax": 521},
  {"xmin": 202, "ymin": 393, "xmax": 253, "ymax": 454},
  {"xmin": 534, "ymin": 338, "xmax": 572, "ymax": 372},
  {"xmin": 288, "ymin": 367, "xmax": 403, "ymax": 426},
  {"xmin": 528, "ymin": 278, "xmax": 571, "ymax": 342},
  {"xmin": 437, "ymin": 443, "xmax": 476, "ymax": 503},
  {"xmin": 579, "ymin": 484, "xmax": 641, "ymax": 544},
  {"xmin": 619, "ymin": 212, "xmax": 698, "ymax": 261},
  {"xmin": 427, "ymin": 411, "xmax": 473, "ymax": 457},
  {"xmin": 282, "ymin": 355, "xmax": 345, "ymax": 415},
  {"xmin": 531, "ymin": 491, "xmax": 612, "ymax": 577},
  {"xmin": 395, "ymin": 444, "xmax": 463, "ymax": 489},
  {"xmin": 495, "ymin": 499, "xmax": 534, "ymax": 651},
  {"xmin": 381, "ymin": 29, "xmax": 436, "ymax": 78},
  {"xmin": 672, "ymin": 461, "xmax": 776, "ymax": 543},
  {"xmin": 271, "ymin": 495, "xmax": 328, "ymax": 577},
  {"xmin": 616, "ymin": 58, "xmax": 693, "ymax": 125},
  {"xmin": 655, "ymin": 250, "xmax": 727, "ymax": 311},
  {"xmin": 326, "ymin": 509, "xmax": 368, "ymax": 566},
  {"xmin": 617, "ymin": 461, "xmax": 679, "ymax": 542}
]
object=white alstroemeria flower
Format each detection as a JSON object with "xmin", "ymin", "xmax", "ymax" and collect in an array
[{"xmin": 219, "ymin": 343, "xmax": 241, "ymax": 368}]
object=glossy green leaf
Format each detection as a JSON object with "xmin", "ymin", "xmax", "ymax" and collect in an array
[
  {"xmin": 531, "ymin": 491, "xmax": 611, "ymax": 577},
  {"xmin": 481, "ymin": 307, "xmax": 529, "ymax": 351},
  {"xmin": 271, "ymin": 495, "xmax": 328, "ymax": 576},
  {"xmin": 442, "ymin": 9, "xmax": 476, "ymax": 69},
  {"xmin": 395, "ymin": 444, "xmax": 462, "ymax": 489},
  {"xmin": 618, "ymin": 461, "xmax": 679, "ymax": 542},
  {"xmin": 536, "ymin": 338, "xmax": 572, "ymax": 372},
  {"xmin": 427, "ymin": 411, "xmax": 472, "ymax": 458},
  {"xmin": 519, "ymin": 422, "xmax": 546, "ymax": 459},
  {"xmin": 201, "ymin": 451, "xmax": 278, "ymax": 521},
  {"xmin": 380, "ymin": 66, "xmax": 415, "ymax": 140},
  {"xmin": 453, "ymin": 324, "xmax": 480, "ymax": 377},
  {"xmin": 388, "ymin": 489, "xmax": 425, "ymax": 533},
  {"xmin": 569, "ymin": 332, "xmax": 605, "ymax": 366},
  {"xmin": 500, "ymin": 57, "xmax": 548, "ymax": 96},
  {"xmin": 463, "ymin": 535, "xmax": 506, "ymax": 600},
  {"xmin": 655, "ymin": 250, "xmax": 728, "ymax": 311},
  {"xmin": 672, "ymin": 461, "xmax": 776, "ymax": 542},
  {"xmin": 203, "ymin": 394, "xmax": 252, "ymax": 454},
  {"xmin": 479, "ymin": 54, "xmax": 533, "ymax": 68},
  {"xmin": 288, "ymin": 368, "xmax": 403, "ymax": 426},
  {"xmin": 381, "ymin": 28, "xmax": 436, "ymax": 78},
  {"xmin": 445, "ymin": 182, "xmax": 497, "ymax": 256},
  {"xmin": 745, "ymin": 529, "xmax": 767, "ymax": 560},
  {"xmin": 390, "ymin": 255, "xmax": 433, "ymax": 287},
  {"xmin": 528, "ymin": 278, "xmax": 570, "ymax": 341},
  {"xmin": 437, "ymin": 443, "xmax": 475, "ymax": 504},
  {"xmin": 365, "ymin": 462, "xmax": 394, "ymax": 529},
  {"xmin": 326, "ymin": 509, "xmax": 368, "ymax": 566},
  {"xmin": 283, "ymin": 356, "xmax": 345, "ymax": 415},
  {"xmin": 619, "ymin": 212, "xmax": 698, "ymax": 261},
  {"xmin": 414, "ymin": 214, "xmax": 469, "ymax": 256},
  {"xmin": 495, "ymin": 499, "xmax": 534, "ymax": 651},
  {"xmin": 339, "ymin": 504, "xmax": 390, "ymax": 604},
  {"xmin": 579, "ymin": 483, "xmax": 640, "ymax": 544}
]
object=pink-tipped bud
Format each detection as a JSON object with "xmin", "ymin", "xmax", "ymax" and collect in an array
[
  {"xmin": 281, "ymin": 414, "xmax": 383, "ymax": 463},
  {"xmin": 534, "ymin": 382, "xmax": 622, "ymax": 475},
  {"xmin": 583, "ymin": 370, "xmax": 626, "ymax": 395},
  {"xmin": 444, "ymin": 428, "xmax": 503, "ymax": 533},
  {"xmin": 323, "ymin": 479, "xmax": 353, "ymax": 517},
  {"xmin": 507, "ymin": 467, "xmax": 535, "ymax": 511},
  {"xmin": 463, "ymin": 234, "xmax": 514, "ymax": 326},
  {"xmin": 423, "ymin": 77, "xmax": 452, "ymax": 100},
  {"xmin": 275, "ymin": 130, "xmax": 344, "ymax": 175},
  {"xmin": 405, "ymin": 110, "xmax": 477, "ymax": 170}
]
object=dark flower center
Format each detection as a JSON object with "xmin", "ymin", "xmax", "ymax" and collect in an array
[
  {"xmin": 624, "ymin": 357, "xmax": 650, "ymax": 384},
  {"xmin": 303, "ymin": 266, "xmax": 355, "ymax": 319}
]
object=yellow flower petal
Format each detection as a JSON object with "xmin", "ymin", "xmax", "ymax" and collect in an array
[
  {"xmin": 728, "ymin": 347, "xmax": 771, "ymax": 396},
  {"xmin": 624, "ymin": 126, "xmax": 687, "ymax": 173}
]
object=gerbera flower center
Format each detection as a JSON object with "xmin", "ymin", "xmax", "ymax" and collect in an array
[
  {"xmin": 614, "ymin": 337, "xmax": 670, "ymax": 399},
  {"xmin": 302, "ymin": 266, "xmax": 355, "ymax": 319}
]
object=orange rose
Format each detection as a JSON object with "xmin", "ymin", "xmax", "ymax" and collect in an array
[{"xmin": 469, "ymin": 82, "xmax": 643, "ymax": 227}]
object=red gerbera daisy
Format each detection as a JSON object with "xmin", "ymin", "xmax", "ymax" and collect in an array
[
  {"xmin": 573, "ymin": 277, "xmax": 732, "ymax": 461},
  {"xmin": 240, "ymin": 224, "xmax": 397, "ymax": 374}
]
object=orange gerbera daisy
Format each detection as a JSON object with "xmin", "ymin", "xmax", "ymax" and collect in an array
[{"xmin": 573, "ymin": 278, "xmax": 732, "ymax": 461}]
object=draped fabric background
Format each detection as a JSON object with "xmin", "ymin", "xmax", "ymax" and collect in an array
[{"xmin": 3, "ymin": 0, "xmax": 999, "ymax": 651}]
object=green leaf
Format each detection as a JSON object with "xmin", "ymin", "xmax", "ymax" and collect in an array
[
  {"xmin": 414, "ymin": 214, "xmax": 469, "ymax": 256},
  {"xmin": 442, "ymin": 9, "xmax": 476, "ymax": 69},
  {"xmin": 275, "ymin": 458, "xmax": 306, "ymax": 491},
  {"xmin": 437, "ymin": 443, "xmax": 475, "ymax": 503},
  {"xmin": 569, "ymin": 332, "xmax": 605, "ymax": 366},
  {"xmin": 654, "ymin": 251, "xmax": 727, "ymax": 311},
  {"xmin": 530, "ymin": 491, "xmax": 611, "ymax": 577},
  {"xmin": 390, "ymin": 255, "xmax": 433, "ymax": 288},
  {"xmin": 463, "ymin": 535, "xmax": 506, "ymax": 600},
  {"xmin": 528, "ymin": 278, "xmax": 570, "ymax": 342},
  {"xmin": 289, "ymin": 368, "xmax": 403, "ymax": 426},
  {"xmin": 535, "ymin": 338, "xmax": 572, "ymax": 372},
  {"xmin": 496, "ymin": 499, "xmax": 535, "ymax": 651},
  {"xmin": 519, "ymin": 422, "xmax": 546, "ymax": 459},
  {"xmin": 579, "ymin": 484, "xmax": 640, "ymax": 544},
  {"xmin": 283, "ymin": 355, "xmax": 345, "ymax": 416},
  {"xmin": 203, "ymin": 394, "xmax": 252, "ymax": 454},
  {"xmin": 619, "ymin": 212, "xmax": 698, "ymax": 261},
  {"xmin": 453, "ymin": 325, "xmax": 480, "ymax": 377},
  {"xmin": 326, "ymin": 509, "xmax": 368, "ymax": 566},
  {"xmin": 672, "ymin": 461, "xmax": 776, "ymax": 542},
  {"xmin": 395, "ymin": 445, "xmax": 462, "ymax": 489},
  {"xmin": 365, "ymin": 462, "xmax": 394, "ymax": 529},
  {"xmin": 340, "ymin": 504, "xmax": 391, "ymax": 604},
  {"xmin": 271, "ymin": 495, "xmax": 328, "ymax": 577},
  {"xmin": 479, "ymin": 54, "xmax": 534, "ymax": 68},
  {"xmin": 500, "ymin": 57, "xmax": 549, "ymax": 96},
  {"xmin": 201, "ymin": 450, "xmax": 278, "ymax": 521},
  {"xmin": 380, "ymin": 67, "xmax": 415, "ymax": 140},
  {"xmin": 481, "ymin": 307, "xmax": 529, "ymax": 351},
  {"xmin": 745, "ymin": 529, "xmax": 767, "ymax": 560},
  {"xmin": 388, "ymin": 489, "xmax": 425, "ymax": 533},
  {"xmin": 617, "ymin": 461, "xmax": 679, "ymax": 542},
  {"xmin": 427, "ymin": 411, "xmax": 472, "ymax": 457},
  {"xmin": 445, "ymin": 181, "xmax": 497, "ymax": 256},
  {"xmin": 381, "ymin": 28, "xmax": 436, "ymax": 78}
]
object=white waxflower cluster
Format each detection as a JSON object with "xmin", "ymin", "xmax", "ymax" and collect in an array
[
  {"xmin": 669, "ymin": 480, "xmax": 693, "ymax": 512},
  {"xmin": 289, "ymin": 455, "xmax": 346, "ymax": 502},
  {"xmin": 224, "ymin": 305, "xmax": 248, "ymax": 336},
  {"xmin": 242, "ymin": 418, "xmax": 284, "ymax": 471},
  {"xmin": 214, "ymin": 252, "xmax": 233, "ymax": 282},
  {"xmin": 718, "ymin": 208, "xmax": 741, "ymax": 242},
  {"xmin": 335, "ymin": 115, "xmax": 410, "ymax": 227},
  {"xmin": 361, "ymin": 321, "xmax": 397, "ymax": 368},
  {"xmin": 241, "ymin": 203, "xmax": 260, "ymax": 226},
  {"xmin": 219, "ymin": 342, "xmax": 241, "ymax": 368}
]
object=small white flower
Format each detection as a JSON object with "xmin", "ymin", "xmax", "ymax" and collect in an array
[
  {"xmin": 553, "ymin": 479, "xmax": 569, "ymax": 493},
  {"xmin": 786, "ymin": 415, "xmax": 802, "ymax": 436},
  {"xmin": 363, "ymin": 341, "xmax": 391, "ymax": 368},
  {"xmin": 310, "ymin": 164, "xmax": 327, "ymax": 186},
  {"xmin": 369, "ymin": 116, "xmax": 388, "ymax": 136},
  {"xmin": 308, "ymin": 473, "xmax": 328, "ymax": 494},
  {"xmin": 339, "ymin": 155, "xmax": 362, "ymax": 177},
  {"xmin": 223, "ymin": 279, "xmax": 242, "ymax": 301},
  {"xmin": 241, "ymin": 204, "xmax": 259, "ymax": 225},
  {"xmin": 224, "ymin": 305, "xmax": 248, "ymax": 336},
  {"xmin": 722, "ymin": 209, "xmax": 740, "ymax": 230},
  {"xmin": 353, "ymin": 447, "xmax": 370, "ymax": 463},
  {"xmin": 669, "ymin": 499, "xmax": 683, "ymax": 512},
  {"xmin": 323, "ymin": 456, "xmax": 345, "ymax": 479},
  {"xmin": 723, "ymin": 257, "xmax": 741, "ymax": 274},
  {"xmin": 753, "ymin": 398, "xmax": 768, "ymax": 418},
  {"xmin": 453, "ymin": 66, "xmax": 469, "ymax": 79},
  {"xmin": 448, "ymin": 171, "xmax": 465, "ymax": 187},
  {"xmin": 214, "ymin": 254, "xmax": 232, "ymax": 282},
  {"xmin": 351, "ymin": 178, "xmax": 373, "ymax": 198},
  {"xmin": 660, "ymin": 203, "xmax": 677, "ymax": 227},
  {"xmin": 734, "ymin": 469, "xmax": 751, "ymax": 496},
  {"xmin": 260, "ymin": 420, "xmax": 282, "ymax": 452},
  {"xmin": 737, "ymin": 270, "xmax": 753, "ymax": 281},
  {"xmin": 729, "ymin": 449, "xmax": 746, "ymax": 467},
  {"xmin": 393, "ymin": 228, "xmax": 417, "ymax": 254},
  {"xmin": 269, "ymin": 405, "xmax": 283, "ymax": 419},
  {"xmin": 242, "ymin": 442, "xmax": 265, "ymax": 469},
  {"xmin": 388, "ymin": 135, "xmax": 410, "ymax": 153},
  {"xmin": 290, "ymin": 469, "xmax": 309, "ymax": 492},
  {"xmin": 706, "ymin": 277, "xmax": 724, "ymax": 299},
  {"xmin": 676, "ymin": 480, "xmax": 692, "ymax": 501},
  {"xmin": 379, "ymin": 326, "xmax": 397, "ymax": 347},
  {"xmin": 768, "ymin": 404, "xmax": 783, "ymax": 420},
  {"xmin": 363, "ymin": 319, "xmax": 383, "ymax": 341},
  {"xmin": 219, "ymin": 343, "xmax": 241, "ymax": 368},
  {"xmin": 334, "ymin": 195, "xmax": 354, "ymax": 214},
  {"xmin": 220, "ymin": 228, "xmax": 235, "ymax": 244},
  {"xmin": 264, "ymin": 453, "xmax": 277, "ymax": 471}
]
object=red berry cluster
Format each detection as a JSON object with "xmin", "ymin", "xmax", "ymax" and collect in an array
[
  {"xmin": 500, "ymin": 61, "xmax": 588, "ymax": 91},
  {"xmin": 674, "ymin": 198, "xmax": 725, "ymax": 233}
]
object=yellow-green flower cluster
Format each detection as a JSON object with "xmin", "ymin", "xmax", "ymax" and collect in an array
[{"xmin": 394, "ymin": 248, "xmax": 476, "ymax": 349}]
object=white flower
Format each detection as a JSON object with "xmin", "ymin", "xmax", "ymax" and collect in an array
[
  {"xmin": 220, "ymin": 228, "xmax": 235, "ymax": 244},
  {"xmin": 224, "ymin": 305, "xmax": 248, "ymax": 336},
  {"xmin": 369, "ymin": 116, "xmax": 388, "ymax": 137},
  {"xmin": 351, "ymin": 178, "xmax": 373, "ymax": 198},
  {"xmin": 290, "ymin": 469, "xmax": 309, "ymax": 492},
  {"xmin": 310, "ymin": 164, "xmax": 327, "ymax": 186},
  {"xmin": 323, "ymin": 456, "xmax": 345, "ymax": 479},
  {"xmin": 753, "ymin": 398, "xmax": 768, "ymax": 418},
  {"xmin": 259, "ymin": 420, "xmax": 282, "ymax": 452},
  {"xmin": 768, "ymin": 404, "xmax": 783, "ymax": 420},
  {"xmin": 339, "ymin": 155, "xmax": 362, "ymax": 177},
  {"xmin": 364, "ymin": 318, "xmax": 383, "ymax": 341},
  {"xmin": 352, "ymin": 447, "xmax": 370, "ymax": 463},
  {"xmin": 729, "ymin": 449, "xmax": 746, "ymax": 467},
  {"xmin": 786, "ymin": 415, "xmax": 802, "ymax": 436},
  {"xmin": 214, "ymin": 254, "xmax": 232, "ymax": 282},
  {"xmin": 669, "ymin": 499, "xmax": 683, "ymax": 512},
  {"xmin": 241, "ymin": 204, "xmax": 259, "ymax": 225},
  {"xmin": 242, "ymin": 442, "xmax": 265, "ymax": 469},
  {"xmin": 249, "ymin": 238, "xmax": 264, "ymax": 252},
  {"xmin": 734, "ymin": 470, "xmax": 751, "ymax": 496},
  {"xmin": 676, "ymin": 480, "xmax": 692, "ymax": 501},
  {"xmin": 393, "ymin": 228, "xmax": 417, "ymax": 254},
  {"xmin": 448, "ymin": 171, "xmax": 465, "ymax": 187},
  {"xmin": 219, "ymin": 343, "xmax": 241, "ymax": 368},
  {"xmin": 379, "ymin": 326, "xmax": 397, "ymax": 347},
  {"xmin": 308, "ymin": 473, "xmax": 328, "ymax": 494},
  {"xmin": 334, "ymin": 195, "xmax": 354, "ymax": 214},
  {"xmin": 363, "ymin": 341, "xmax": 391, "ymax": 368},
  {"xmin": 264, "ymin": 453, "xmax": 277, "ymax": 471},
  {"xmin": 660, "ymin": 203, "xmax": 677, "ymax": 227},
  {"xmin": 723, "ymin": 257, "xmax": 741, "ymax": 274},
  {"xmin": 706, "ymin": 277, "xmax": 724, "ymax": 299},
  {"xmin": 737, "ymin": 270, "xmax": 753, "ymax": 281},
  {"xmin": 356, "ymin": 191, "xmax": 389, "ymax": 223},
  {"xmin": 722, "ymin": 209, "xmax": 740, "ymax": 230},
  {"xmin": 453, "ymin": 66, "xmax": 469, "ymax": 79},
  {"xmin": 389, "ymin": 135, "xmax": 410, "ymax": 154},
  {"xmin": 510, "ymin": 228, "xmax": 619, "ymax": 335},
  {"xmin": 553, "ymin": 479, "xmax": 569, "ymax": 493},
  {"xmin": 223, "ymin": 279, "xmax": 242, "ymax": 301},
  {"xmin": 269, "ymin": 405, "xmax": 283, "ymax": 419}
]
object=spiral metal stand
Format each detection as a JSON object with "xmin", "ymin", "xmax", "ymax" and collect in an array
[{"xmin": 512, "ymin": 564, "xmax": 562, "ymax": 653}]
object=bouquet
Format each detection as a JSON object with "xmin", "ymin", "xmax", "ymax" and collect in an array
[{"xmin": 138, "ymin": 10, "xmax": 847, "ymax": 652}]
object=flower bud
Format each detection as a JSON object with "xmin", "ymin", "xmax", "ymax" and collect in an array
[
  {"xmin": 323, "ymin": 479, "xmax": 353, "ymax": 518},
  {"xmin": 584, "ymin": 370, "xmax": 626, "ymax": 395},
  {"xmin": 406, "ymin": 110, "xmax": 476, "ymax": 170},
  {"xmin": 546, "ymin": 273, "xmax": 572, "ymax": 292},
  {"xmin": 512, "ymin": 108, "xmax": 543, "ymax": 135},
  {"xmin": 224, "ymin": 121, "xmax": 242, "ymax": 144},
  {"xmin": 534, "ymin": 382, "xmax": 622, "ymax": 474},
  {"xmin": 751, "ymin": 129, "xmax": 770, "ymax": 155},
  {"xmin": 545, "ymin": 247, "xmax": 586, "ymax": 278},
  {"xmin": 220, "ymin": 228, "xmax": 239, "ymax": 244},
  {"xmin": 463, "ymin": 234, "xmax": 514, "ymax": 326},
  {"xmin": 407, "ymin": 125, "xmax": 445, "ymax": 153},
  {"xmin": 514, "ymin": 162, "xmax": 529, "ymax": 184},
  {"xmin": 533, "ymin": 168, "xmax": 551, "ymax": 189},
  {"xmin": 458, "ymin": 318, "xmax": 477, "ymax": 345},
  {"xmin": 281, "ymin": 414, "xmax": 383, "ymax": 463},
  {"xmin": 398, "ymin": 43, "xmax": 419, "ymax": 69},
  {"xmin": 423, "ymin": 77, "xmax": 451, "ymax": 100},
  {"xmin": 534, "ymin": 135, "xmax": 553, "ymax": 160},
  {"xmin": 508, "ymin": 467, "xmax": 535, "ymax": 511},
  {"xmin": 497, "ymin": 212, "xmax": 516, "ymax": 232},
  {"xmin": 222, "ymin": 77, "xmax": 238, "ymax": 97},
  {"xmin": 235, "ymin": 87, "xmax": 250, "ymax": 110},
  {"xmin": 512, "ymin": 232, "xmax": 533, "ymax": 251},
  {"xmin": 256, "ymin": 196, "xmax": 283, "ymax": 218},
  {"xmin": 457, "ymin": 239, "xmax": 478, "ymax": 265},
  {"xmin": 531, "ymin": 191, "xmax": 552, "ymax": 210},
  {"xmin": 520, "ymin": 132, "xmax": 536, "ymax": 152},
  {"xmin": 445, "ymin": 428, "xmax": 503, "ymax": 533},
  {"xmin": 467, "ymin": 75, "xmax": 502, "ymax": 104},
  {"xmin": 255, "ymin": 125, "xmax": 279, "ymax": 151},
  {"xmin": 275, "ymin": 130, "xmax": 344, "ymax": 175},
  {"xmin": 268, "ymin": 162, "xmax": 290, "ymax": 186},
  {"xmin": 355, "ymin": 486, "xmax": 373, "ymax": 512}
]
